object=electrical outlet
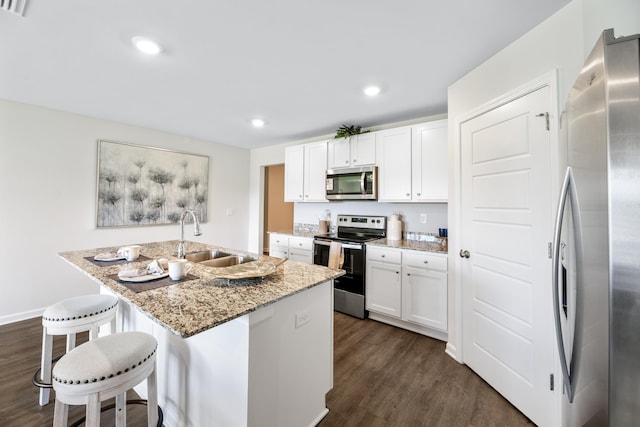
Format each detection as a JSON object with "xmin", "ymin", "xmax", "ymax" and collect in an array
[
  {"xmin": 295, "ymin": 311, "xmax": 310, "ymax": 328},
  {"xmin": 420, "ymin": 213, "xmax": 427, "ymax": 224}
]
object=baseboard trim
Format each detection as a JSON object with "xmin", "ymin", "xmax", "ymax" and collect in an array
[
  {"xmin": 309, "ymin": 408, "xmax": 329, "ymax": 427},
  {"xmin": 445, "ymin": 342, "xmax": 463, "ymax": 363},
  {"xmin": 367, "ymin": 312, "xmax": 448, "ymax": 342},
  {"xmin": 0, "ymin": 307, "xmax": 45, "ymax": 326}
]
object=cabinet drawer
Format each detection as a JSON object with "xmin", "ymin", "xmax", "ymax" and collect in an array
[
  {"xmin": 270, "ymin": 234, "xmax": 289, "ymax": 246},
  {"xmin": 366, "ymin": 246, "xmax": 402, "ymax": 264},
  {"xmin": 403, "ymin": 251, "xmax": 447, "ymax": 271},
  {"xmin": 289, "ymin": 236, "xmax": 313, "ymax": 251}
]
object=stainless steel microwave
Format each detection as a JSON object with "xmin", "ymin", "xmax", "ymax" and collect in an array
[{"xmin": 325, "ymin": 166, "xmax": 377, "ymax": 200}]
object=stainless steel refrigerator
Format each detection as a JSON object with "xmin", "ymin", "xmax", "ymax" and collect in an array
[{"xmin": 552, "ymin": 29, "xmax": 640, "ymax": 426}]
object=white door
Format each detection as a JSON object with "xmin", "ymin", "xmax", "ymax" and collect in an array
[
  {"xmin": 366, "ymin": 261, "xmax": 402, "ymax": 318},
  {"xmin": 375, "ymin": 127, "xmax": 412, "ymax": 201},
  {"xmin": 303, "ymin": 141, "xmax": 328, "ymax": 202},
  {"xmin": 284, "ymin": 146, "xmax": 304, "ymax": 202},
  {"xmin": 460, "ymin": 86, "xmax": 555, "ymax": 426}
]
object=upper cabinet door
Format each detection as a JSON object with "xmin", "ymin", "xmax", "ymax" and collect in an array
[
  {"xmin": 304, "ymin": 141, "xmax": 328, "ymax": 202},
  {"xmin": 284, "ymin": 145, "xmax": 304, "ymax": 202},
  {"xmin": 327, "ymin": 138, "xmax": 351, "ymax": 169},
  {"xmin": 376, "ymin": 127, "xmax": 412, "ymax": 201},
  {"xmin": 351, "ymin": 133, "xmax": 376, "ymax": 167},
  {"xmin": 327, "ymin": 133, "xmax": 376, "ymax": 169},
  {"xmin": 412, "ymin": 119, "xmax": 448, "ymax": 202}
]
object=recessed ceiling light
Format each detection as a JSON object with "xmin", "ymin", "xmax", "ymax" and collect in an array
[
  {"xmin": 364, "ymin": 86, "xmax": 381, "ymax": 96},
  {"xmin": 251, "ymin": 119, "xmax": 265, "ymax": 128},
  {"xmin": 131, "ymin": 37, "xmax": 163, "ymax": 55}
]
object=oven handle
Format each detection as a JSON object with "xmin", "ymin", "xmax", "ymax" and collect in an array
[
  {"xmin": 360, "ymin": 172, "xmax": 366, "ymax": 194},
  {"xmin": 314, "ymin": 239, "xmax": 362, "ymax": 250}
]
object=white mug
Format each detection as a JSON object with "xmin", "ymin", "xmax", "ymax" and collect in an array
[
  {"xmin": 168, "ymin": 259, "xmax": 192, "ymax": 280},
  {"xmin": 120, "ymin": 245, "xmax": 141, "ymax": 261}
]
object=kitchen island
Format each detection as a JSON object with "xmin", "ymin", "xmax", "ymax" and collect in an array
[{"xmin": 58, "ymin": 240, "xmax": 344, "ymax": 427}]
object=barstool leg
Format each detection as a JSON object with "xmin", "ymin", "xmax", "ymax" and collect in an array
[
  {"xmin": 147, "ymin": 367, "xmax": 158, "ymax": 427},
  {"xmin": 39, "ymin": 329, "xmax": 53, "ymax": 406},
  {"xmin": 53, "ymin": 398, "xmax": 68, "ymax": 427},
  {"xmin": 89, "ymin": 325, "xmax": 99, "ymax": 340},
  {"xmin": 66, "ymin": 333, "xmax": 76, "ymax": 353},
  {"xmin": 115, "ymin": 392, "xmax": 126, "ymax": 427},
  {"xmin": 86, "ymin": 393, "xmax": 101, "ymax": 427}
]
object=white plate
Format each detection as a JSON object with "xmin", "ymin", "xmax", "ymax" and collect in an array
[
  {"xmin": 94, "ymin": 254, "xmax": 125, "ymax": 262},
  {"xmin": 118, "ymin": 272, "xmax": 169, "ymax": 283}
]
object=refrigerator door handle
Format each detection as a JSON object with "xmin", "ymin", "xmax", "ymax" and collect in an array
[{"xmin": 552, "ymin": 166, "xmax": 575, "ymax": 403}]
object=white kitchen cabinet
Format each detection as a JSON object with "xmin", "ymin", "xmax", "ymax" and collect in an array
[
  {"xmin": 411, "ymin": 119, "xmax": 448, "ymax": 202},
  {"xmin": 401, "ymin": 250, "xmax": 448, "ymax": 331},
  {"xmin": 375, "ymin": 127, "xmax": 412, "ymax": 201},
  {"xmin": 269, "ymin": 233, "xmax": 314, "ymax": 264},
  {"xmin": 284, "ymin": 141, "xmax": 328, "ymax": 202},
  {"xmin": 327, "ymin": 133, "xmax": 376, "ymax": 169},
  {"xmin": 288, "ymin": 236, "xmax": 314, "ymax": 264},
  {"xmin": 366, "ymin": 246, "xmax": 402, "ymax": 318},
  {"xmin": 366, "ymin": 244, "xmax": 448, "ymax": 340},
  {"xmin": 269, "ymin": 233, "xmax": 289, "ymax": 259}
]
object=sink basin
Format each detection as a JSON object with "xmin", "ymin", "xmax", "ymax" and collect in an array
[
  {"xmin": 185, "ymin": 250, "xmax": 258, "ymax": 267},
  {"xmin": 199, "ymin": 255, "xmax": 255, "ymax": 268},
  {"xmin": 185, "ymin": 249, "xmax": 232, "ymax": 263}
]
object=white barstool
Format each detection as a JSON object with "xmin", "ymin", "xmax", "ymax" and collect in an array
[
  {"xmin": 37, "ymin": 294, "xmax": 119, "ymax": 406},
  {"xmin": 52, "ymin": 331, "xmax": 159, "ymax": 427}
]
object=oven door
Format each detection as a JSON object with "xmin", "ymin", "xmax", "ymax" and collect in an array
[{"xmin": 313, "ymin": 239, "xmax": 365, "ymax": 295}]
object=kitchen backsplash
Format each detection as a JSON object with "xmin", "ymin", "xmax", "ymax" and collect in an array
[{"xmin": 293, "ymin": 201, "xmax": 448, "ymax": 236}]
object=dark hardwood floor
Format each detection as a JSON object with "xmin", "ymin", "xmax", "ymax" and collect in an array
[
  {"xmin": 0, "ymin": 317, "xmax": 148, "ymax": 426},
  {"xmin": 0, "ymin": 313, "xmax": 534, "ymax": 426},
  {"xmin": 318, "ymin": 313, "xmax": 535, "ymax": 427}
]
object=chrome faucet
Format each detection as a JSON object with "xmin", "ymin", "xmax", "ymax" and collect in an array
[{"xmin": 177, "ymin": 209, "xmax": 202, "ymax": 258}]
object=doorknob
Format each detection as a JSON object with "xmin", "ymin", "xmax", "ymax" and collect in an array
[{"xmin": 459, "ymin": 249, "xmax": 470, "ymax": 258}]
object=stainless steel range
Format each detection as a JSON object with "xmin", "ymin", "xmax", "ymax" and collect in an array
[{"xmin": 313, "ymin": 215, "xmax": 387, "ymax": 319}]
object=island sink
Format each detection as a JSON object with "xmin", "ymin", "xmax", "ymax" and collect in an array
[{"xmin": 185, "ymin": 249, "xmax": 258, "ymax": 267}]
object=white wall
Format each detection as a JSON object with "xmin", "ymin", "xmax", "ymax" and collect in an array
[
  {"xmin": 446, "ymin": 0, "xmax": 639, "ymax": 361},
  {"xmin": 0, "ymin": 99, "xmax": 250, "ymax": 323}
]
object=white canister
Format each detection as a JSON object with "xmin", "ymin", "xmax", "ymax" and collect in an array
[{"xmin": 388, "ymin": 215, "xmax": 403, "ymax": 241}]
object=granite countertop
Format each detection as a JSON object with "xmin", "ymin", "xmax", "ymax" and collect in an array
[
  {"xmin": 268, "ymin": 230, "xmax": 318, "ymax": 239},
  {"xmin": 58, "ymin": 240, "xmax": 344, "ymax": 338},
  {"xmin": 367, "ymin": 238, "xmax": 448, "ymax": 254}
]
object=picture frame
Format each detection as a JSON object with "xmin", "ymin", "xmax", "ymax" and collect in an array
[{"xmin": 96, "ymin": 139, "xmax": 209, "ymax": 228}]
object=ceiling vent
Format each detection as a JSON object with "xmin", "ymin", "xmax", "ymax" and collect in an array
[{"xmin": 1, "ymin": 0, "xmax": 27, "ymax": 16}]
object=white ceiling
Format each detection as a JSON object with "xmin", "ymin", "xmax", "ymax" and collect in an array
[{"xmin": 0, "ymin": 0, "xmax": 571, "ymax": 149}]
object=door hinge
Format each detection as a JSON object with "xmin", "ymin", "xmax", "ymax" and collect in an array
[
  {"xmin": 536, "ymin": 112, "xmax": 550, "ymax": 130},
  {"xmin": 550, "ymin": 373, "xmax": 554, "ymax": 391},
  {"xmin": 548, "ymin": 242, "xmax": 552, "ymax": 259}
]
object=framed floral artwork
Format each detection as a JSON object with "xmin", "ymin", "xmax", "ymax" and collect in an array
[{"xmin": 96, "ymin": 140, "xmax": 208, "ymax": 228}]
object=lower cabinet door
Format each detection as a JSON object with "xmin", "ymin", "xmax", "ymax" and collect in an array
[
  {"xmin": 402, "ymin": 266, "xmax": 447, "ymax": 330},
  {"xmin": 366, "ymin": 260, "xmax": 402, "ymax": 318},
  {"xmin": 289, "ymin": 249, "xmax": 312, "ymax": 264}
]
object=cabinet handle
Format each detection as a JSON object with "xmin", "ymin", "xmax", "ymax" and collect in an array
[
  {"xmin": 459, "ymin": 249, "xmax": 470, "ymax": 258},
  {"xmin": 423, "ymin": 260, "xmax": 428, "ymax": 264},
  {"xmin": 353, "ymin": 159, "xmax": 357, "ymax": 163},
  {"xmin": 396, "ymin": 271, "xmax": 400, "ymax": 274},
  {"xmin": 407, "ymin": 273, "xmax": 411, "ymax": 276},
  {"xmin": 299, "ymin": 194, "xmax": 303, "ymax": 198},
  {"xmin": 417, "ymin": 192, "xmax": 421, "ymax": 196},
  {"xmin": 381, "ymin": 254, "xmax": 386, "ymax": 258},
  {"xmin": 406, "ymin": 193, "xmax": 410, "ymax": 197},
  {"xmin": 345, "ymin": 160, "xmax": 349, "ymax": 164}
]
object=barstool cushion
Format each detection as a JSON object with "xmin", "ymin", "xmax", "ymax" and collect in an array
[
  {"xmin": 43, "ymin": 294, "xmax": 118, "ymax": 323},
  {"xmin": 53, "ymin": 332, "xmax": 157, "ymax": 386}
]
